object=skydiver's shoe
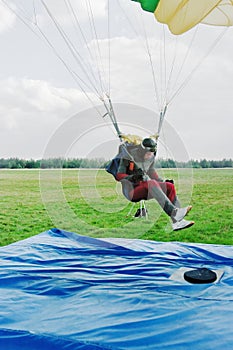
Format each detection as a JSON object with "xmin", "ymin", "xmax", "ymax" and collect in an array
[
  {"xmin": 172, "ymin": 206, "xmax": 192, "ymax": 222},
  {"xmin": 172, "ymin": 219, "xmax": 195, "ymax": 231},
  {"xmin": 134, "ymin": 208, "xmax": 148, "ymax": 218},
  {"xmin": 134, "ymin": 209, "xmax": 141, "ymax": 217}
]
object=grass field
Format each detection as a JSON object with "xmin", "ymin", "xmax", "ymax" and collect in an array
[{"xmin": 0, "ymin": 168, "xmax": 232, "ymax": 246}]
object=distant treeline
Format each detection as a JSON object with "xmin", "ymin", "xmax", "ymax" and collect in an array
[{"xmin": 0, "ymin": 157, "xmax": 232, "ymax": 169}]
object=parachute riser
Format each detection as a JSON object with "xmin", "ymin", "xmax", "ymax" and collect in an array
[
  {"xmin": 158, "ymin": 105, "xmax": 167, "ymax": 135},
  {"xmin": 101, "ymin": 95, "xmax": 122, "ymax": 141},
  {"xmin": 156, "ymin": 105, "xmax": 168, "ymax": 141},
  {"xmin": 148, "ymin": 105, "xmax": 168, "ymax": 156}
]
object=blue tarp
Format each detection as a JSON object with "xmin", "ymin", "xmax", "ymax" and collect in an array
[{"xmin": 0, "ymin": 228, "xmax": 233, "ymax": 349}]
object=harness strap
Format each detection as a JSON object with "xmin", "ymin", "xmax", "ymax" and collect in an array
[{"xmin": 129, "ymin": 161, "xmax": 134, "ymax": 172}]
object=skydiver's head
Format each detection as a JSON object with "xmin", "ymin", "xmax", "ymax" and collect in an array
[
  {"xmin": 137, "ymin": 138, "xmax": 157, "ymax": 159},
  {"xmin": 142, "ymin": 138, "xmax": 157, "ymax": 154}
]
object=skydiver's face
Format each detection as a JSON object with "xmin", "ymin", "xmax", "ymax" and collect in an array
[{"xmin": 143, "ymin": 151, "xmax": 154, "ymax": 160}]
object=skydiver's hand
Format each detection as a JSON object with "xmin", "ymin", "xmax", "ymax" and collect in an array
[
  {"xmin": 123, "ymin": 174, "xmax": 141, "ymax": 183},
  {"xmin": 165, "ymin": 179, "xmax": 174, "ymax": 184},
  {"xmin": 124, "ymin": 173, "xmax": 143, "ymax": 183},
  {"xmin": 135, "ymin": 168, "xmax": 144, "ymax": 176},
  {"xmin": 134, "ymin": 169, "xmax": 151, "ymax": 182},
  {"xmin": 131, "ymin": 173, "xmax": 144, "ymax": 182},
  {"xmin": 129, "ymin": 168, "xmax": 144, "ymax": 182}
]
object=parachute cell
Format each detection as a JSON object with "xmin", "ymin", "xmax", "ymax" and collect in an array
[{"xmin": 132, "ymin": 0, "xmax": 233, "ymax": 34}]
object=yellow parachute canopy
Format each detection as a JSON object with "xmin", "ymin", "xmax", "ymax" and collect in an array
[{"xmin": 132, "ymin": 0, "xmax": 233, "ymax": 34}]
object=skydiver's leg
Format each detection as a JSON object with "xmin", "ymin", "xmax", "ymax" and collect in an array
[
  {"xmin": 147, "ymin": 180, "xmax": 191, "ymax": 223},
  {"xmin": 130, "ymin": 182, "xmax": 148, "ymax": 202},
  {"xmin": 157, "ymin": 181, "xmax": 181, "ymax": 208},
  {"xmin": 173, "ymin": 196, "xmax": 181, "ymax": 208},
  {"xmin": 146, "ymin": 180, "xmax": 176, "ymax": 217},
  {"xmin": 124, "ymin": 180, "xmax": 191, "ymax": 224}
]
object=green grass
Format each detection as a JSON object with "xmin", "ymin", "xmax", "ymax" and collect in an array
[{"xmin": 0, "ymin": 168, "xmax": 232, "ymax": 246}]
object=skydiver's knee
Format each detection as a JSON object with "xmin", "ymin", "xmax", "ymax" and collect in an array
[
  {"xmin": 148, "ymin": 179, "xmax": 160, "ymax": 188},
  {"xmin": 166, "ymin": 182, "xmax": 175, "ymax": 191},
  {"xmin": 166, "ymin": 182, "xmax": 176, "ymax": 197}
]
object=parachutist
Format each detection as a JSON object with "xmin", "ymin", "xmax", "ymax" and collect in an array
[{"xmin": 114, "ymin": 138, "xmax": 194, "ymax": 231}]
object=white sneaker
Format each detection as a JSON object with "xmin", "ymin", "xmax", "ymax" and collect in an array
[
  {"xmin": 172, "ymin": 206, "xmax": 192, "ymax": 222},
  {"xmin": 172, "ymin": 219, "xmax": 195, "ymax": 231}
]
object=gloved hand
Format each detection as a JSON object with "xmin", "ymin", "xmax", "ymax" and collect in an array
[
  {"xmin": 165, "ymin": 179, "xmax": 174, "ymax": 184},
  {"xmin": 125, "ymin": 168, "xmax": 144, "ymax": 183},
  {"xmin": 133, "ymin": 168, "xmax": 145, "ymax": 182},
  {"xmin": 123, "ymin": 174, "xmax": 142, "ymax": 183}
]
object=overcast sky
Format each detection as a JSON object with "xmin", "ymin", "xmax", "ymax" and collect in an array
[{"xmin": 0, "ymin": 0, "xmax": 232, "ymax": 161}]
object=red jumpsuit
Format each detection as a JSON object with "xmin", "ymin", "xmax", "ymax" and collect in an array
[{"xmin": 116, "ymin": 155, "xmax": 177, "ymax": 205}]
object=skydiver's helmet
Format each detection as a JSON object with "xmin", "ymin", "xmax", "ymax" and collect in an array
[
  {"xmin": 136, "ymin": 138, "xmax": 157, "ymax": 159},
  {"xmin": 141, "ymin": 138, "xmax": 157, "ymax": 155}
]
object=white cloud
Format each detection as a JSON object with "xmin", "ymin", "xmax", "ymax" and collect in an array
[
  {"xmin": 0, "ymin": 77, "xmax": 98, "ymax": 158},
  {"xmin": 0, "ymin": 77, "xmax": 78, "ymax": 118}
]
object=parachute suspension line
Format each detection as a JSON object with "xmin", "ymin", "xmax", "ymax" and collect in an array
[
  {"xmin": 102, "ymin": 96, "xmax": 122, "ymax": 141},
  {"xmin": 116, "ymin": 0, "xmax": 145, "ymax": 43},
  {"xmin": 40, "ymin": 1, "xmax": 98, "ymax": 94},
  {"xmin": 168, "ymin": 26, "xmax": 199, "ymax": 102},
  {"xmin": 4, "ymin": 0, "xmax": 36, "ymax": 25},
  {"xmin": 3, "ymin": 0, "xmax": 120, "ymax": 141},
  {"xmin": 131, "ymin": 8, "xmax": 168, "ymax": 140},
  {"xmin": 162, "ymin": 27, "xmax": 197, "ymax": 107},
  {"xmin": 113, "ymin": 4, "xmax": 168, "ymax": 140},
  {"xmin": 32, "ymin": 0, "xmax": 37, "ymax": 25},
  {"xmin": 3, "ymin": 0, "xmax": 113, "ymax": 133},
  {"xmin": 159, "ymin": 25, "xmax": 167, "ymax": 110},
  {"xmin": 2, "ymin": 0, "xmax": 101, "ymax": 110},
  {"xmin": 85, "ymin": 0, "xmax": 109, "ymax": 96},
  {"xmin": 84, "ymin": 0, "xmax": 121, "ymax": 141},
  {"xmin": 168, "ymin": 26, "xmax": 229, "ymax": 104},
  {"xmin": 84, "ymin": 0, "xmax": 120, "ymax": 140},
  {"xmin": 140, "ymin": 11, "xmax": 161, "ymax": 113},
  {"xmin": 157, "ymin": 105, "xmax": 168, "ymax": 138},
  {"xmin": 160, "ymin": 25, "xmax": 175, "ymax": 111},
  {"xmin": 149, "ymin": 104, "xmax": 167, "ymax": 156},
  {"xmin": 63, "ymin": 0, "xmax": 112, "ymax": 104},
  {"xmin": 40, "ymin": 29, "xmax": 103, "ymax": 115},
  {"xmin": 37, "ymin": 4, "xmax": 107, "ymax": 118},
  {"xmin": 107, "ymin": 0, "xmax": 111, "ymax": 97},
  {"xmin": 31, "ymin": 17, "xmax": 103, "ymax": 116},
  {"xmin": 63, "ymin": 0, "xmax": 104, "ymax": 94},
  {"xmin": 40, "ymin": 0, "xmax": 102, "ymax": 97},
  {"xmin": 116, "ymin": 0, "xmax": 162, "ymax": 98},
  {"xmin": 0, "ymin": 0, "xmax": 42, "ymax": 41},
  {"xmin": 161, "ymin": 123, "xmax": 169, "ymax": 160},
  {"xmin": 163, "ymin": 35, "xmax": 179, "ymax": 105}
]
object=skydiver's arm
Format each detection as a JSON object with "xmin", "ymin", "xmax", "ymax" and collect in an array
[
  {"xmin": 116, "ymin": 158, "xmax": 130, "ymax": 181},
  {"xmin": 116, "ymin": 159, "xmax": 144, "ymax": 183},
  {"xmin": 116, "ymin": 172, "xmax": 145, "ymax": 183},
  {"xmin": 149, "ymin": 169, "xmax": 163, "ymax": 181},
  {"xmin": 148, "ymin": 161, "xmax": 164, "ymax": 181},
  {"xmin": 116, "ymin": 172, "xmax": 128, "ymax": 181},
  {"xmin": 148, "ymin": 167, "xmax": 174, "ymax": 184}
]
